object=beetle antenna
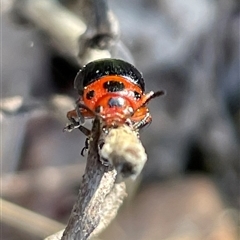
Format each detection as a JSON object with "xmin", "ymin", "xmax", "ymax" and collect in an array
[
  {"xmin": 133, "ymin": 90, "xmax": 166, "ymax": 114},
  {"xmin": 144, "ymin": 90, "xmax": 165, "ymax": 105}
]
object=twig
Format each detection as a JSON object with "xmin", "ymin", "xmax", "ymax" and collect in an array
[
  {"xmin": 72, "ymin": 0, "xmax": 119, "ymax": 63},
  {"xmin": 12, "ymin": 0, "xmax": 113, "ymax": 65},
  {"xmin": 59, "ymin": 119, "xmax": 126, "ymax": 240},
  {"xmin": 1, "ymin": 164, "xmax": 85, "ymax": 199},
  {"xmin": 45, "ymin": 121, "xmax": 147, "ymax": 240},
  {"xmin": 0, "ymin": 198, "xmax": 64, "ymax": 239},
  {"xmin": 12, "ymin": 0, "xmax": 134, "ymax": 65}
]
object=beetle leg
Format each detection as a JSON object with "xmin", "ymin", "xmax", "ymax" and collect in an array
[
  {"xmin": 141, "ymin": 90, "xmax": 165, "ymax": 106},
  {"xmin": 79, "ymin": 125, "xmax": 91, "ymax": 136},
  {"xmin": 64, "ymin": 109, "xmax": 81, "ymax": 132},
  {"xmin": 64, "ymin": 101, "xmax": 95, "ymax": 132},
  {"xmin": 79, "ymin": 126, "xmax": 93, "ymax": 156},
  {"xmin": 133, "ymin": 113, "xmax": 152, "ymax": 130},
  {"xmin": 125, "ymin": 118, "xmax": 134, "ymax": 128},
  {"xmin": 76, "ymin": 103, "xmax": 85, "ymax": 125},
  {"xmin": 81, "ymin": 137, "xmax": 90, "ymax": 156}
]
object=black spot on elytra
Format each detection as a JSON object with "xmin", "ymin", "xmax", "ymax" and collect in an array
[
  {"xmin": 134, "ymin": 91, "xmax": 141, "ymax": 100},
  {"xmin": 103, "ymin": 81, "xmax": 125, "ymax": 92},
  {"xmin": 86, "ymin": 90, "xmax": 95, "ymax": 100}
]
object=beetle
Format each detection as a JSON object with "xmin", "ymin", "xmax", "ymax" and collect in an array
[{"xmin": 65, "ymin": 58, "xmax": 165, "ymax": 134}]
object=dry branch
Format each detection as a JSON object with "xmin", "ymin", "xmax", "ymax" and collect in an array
[
  {"xmin": 1, "ymin": 164, "xmax": 85, "ymax": 199},
  {"xmin": 60, "ymin": 119, "xmax": 126, "ymax": 240},
  {"xmin": 12, "ymin": 0, "xmax": 120, "ymax": 66},
  {"xmin": 0, "ymin": 198, "xmax": 64, "ymax": 239},
  {"xmin": 45, "ymin": 120, "xmax": 148, "ymax": 240},
  {"xmin": 13, "ymin": 0, "xmax": 86, "ymax": 61}
]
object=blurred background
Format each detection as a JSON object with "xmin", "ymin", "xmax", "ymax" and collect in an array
[{"xmin": 1, "ymin": 0, "xmax": 239, "ymax": 239}]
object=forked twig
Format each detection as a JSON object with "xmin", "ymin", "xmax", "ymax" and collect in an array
[
  {"xmin": 45, "ymin": 120, "xmax": 147, "ymax": 240},
  {"xmin": 12, "ymin": 0, "xmax": 115, "ymax": 65},
  {"xmin": 45, "ymin": 119, "xmax": 122, "ymax": 240},
  {"xmin": 61, "ymin": 119, "xmax": 125, "ymax": 240}
]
